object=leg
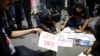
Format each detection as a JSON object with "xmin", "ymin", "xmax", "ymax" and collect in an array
[
  {"xmin": 14, "ymin": 9, "xmax": 22, "ymax": 30},
  {"xmin": 76, "ymin": 18, "xmax": 85, "ymax": 28},
  {"xmin": 23, "ymin": 0, "xmax": 33, "ymax": 28},
  {"xmin": 86, "ymin": 0, "xmax": 95, "ymax": 17}
]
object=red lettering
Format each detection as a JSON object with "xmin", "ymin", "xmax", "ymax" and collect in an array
[{"xmin": 44, "ymin": 40, "xmax": 54, "ymax": 48}]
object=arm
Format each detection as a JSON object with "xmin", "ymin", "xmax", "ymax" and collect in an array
[
  {"xmin": 10, "ymin": 28, "xmax": 42, "ymax": 38},
  {"xmin": 40, "ymin": 24, "xmax": 53, "ymax": 33},
  {"xmin": 81, "ymin": 19, "xmax": 90, "ymax": 31},
  {"xmin": 62, "ymin": 16, "xmax": 70, "ymax": 29},
  {"xmin": 75, "ymin": 18, "xmax": 90, "ymax": 33},
  {"xmin": 52, "ymin": 21, "xmax": 60, "ymax": 33}
]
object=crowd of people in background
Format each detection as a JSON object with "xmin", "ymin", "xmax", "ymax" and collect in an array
[
  {"xmin": 0, "ymin": 0, "xmax": 100, "ymax": 56},
  {"xmin": 3, "ymin": 0, "xmax": 100, "ymax": 31}
]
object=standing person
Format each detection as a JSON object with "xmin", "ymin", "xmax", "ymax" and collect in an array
[
  {"xmin": 86, "ymin": 0, "xmax": 95, "ymax": 17},
  {"xmin": 0, "ymin": 0, "xmax": 42, "ymax": 56},
  {"xmin": 23, "ymin": 0, "xmax": 33, "ymax": 29},
  {"xmin": 95, "ymin": 0, "xmax": 100, "ymax": 16},
  {"xmin": 61, "ymin": 2, "xmax": 90, "ymax": 33},
  {"xmin": 14, "ymin": 0, "xmax": 24, "ymax": 30}
]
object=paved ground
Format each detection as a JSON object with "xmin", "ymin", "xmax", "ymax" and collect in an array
[{"xmin": 11, "ymin": 10, "xmax": 86, "ymax": 56}]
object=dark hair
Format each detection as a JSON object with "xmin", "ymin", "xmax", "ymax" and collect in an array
[
  {"xmin": 39, "ymin": 9, "xmax": 50, "ymax": 22},
  {"xmin": 39, "ymin": 9, "xmax": 50, "ymax": 20},
  {"xmin": 0, "ymin": 0, "xmax": 3, "ymax": 2},
  {"xmin": 94, "ymin": 19, "xmax": 100, "ymax": 41},
  {"xmin": 74, "ymin": 2, "xmax": 84, "ymax": 9}
]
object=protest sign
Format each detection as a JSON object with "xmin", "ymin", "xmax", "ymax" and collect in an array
[
  {"xmin": 38, "ymin": 31, "xmax": 58, "ymax": 51},
  {"xmin": 57, "ymin": 33, "xmax": 73, "ymax": 47}
]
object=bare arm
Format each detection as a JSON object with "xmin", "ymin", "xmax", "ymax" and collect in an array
[
  {"xmin": 75, "ymin": 18, "xmax": 90, "ymax": 33},
  {"xmin": 40, "ymin": 24, "xmax": 53, "ymax": 33},
  {"xmin": 81, "ymin": 19, "xmax": 90, "ymax": 32},
  {"xmin": 62, "ymin": 16, "xmax": 70, "ymax": 29},
  {"xmin": 10, "ymin": 28, "xmax": 42, "ymax": 38}
]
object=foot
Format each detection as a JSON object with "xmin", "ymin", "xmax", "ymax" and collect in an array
[{"xmin": 84, "ymin": 47, "xmax": 92, "ymax": 55}]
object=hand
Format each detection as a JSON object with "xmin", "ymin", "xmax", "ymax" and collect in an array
[
  {"xmin": 75, "ymin": 29, "xmax": 82, "ymax": 33},
  {"xmin": 56, "ymin": 28, "xmax": 60, "ymax": 33},
  {"xmin": 84, "ymin": 47, "xmax": 92, "ymax": 55},
  {"xmin": 61, "ymin": 25, "xmax": 65, "ymax": 30},
  {"xmin": 32, "ymin": 28, "xmax": 42, "ymax": 34}
]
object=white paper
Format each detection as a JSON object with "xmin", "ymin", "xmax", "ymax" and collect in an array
[
  {"xmin": 78, "ymin": 52, "xmax": 92, "ymax": 56},
  {"xmin": 38, "ymin": 31, "xmax": 58, "ymax": 52},
  {"xmin": 69, "ymin": 33, "xmax": 95, "ymax": 41},
  {"xmin": 56, "ymin": 33, "xmax": 70, "ymax": 38},
  {"xmin": 80, "ymin": 34, "xmax": 95, "ymax": 41},
  {"xmin": 68, "ymin": 33, "xmax": 82, "ymax": 39},
  {"xmin": 61, "ymin": 27, "xmax": 75, "ymax": 33},
  {"xmin": 57, "ymin": 33, "xmax": 73, "ymax": 47}
]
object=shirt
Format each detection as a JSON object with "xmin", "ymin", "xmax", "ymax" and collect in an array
[
  {"xmin": 68, "ymin": 7, "xmax": 90, "ymax": 20},
  {"xmin": 0, "ymin": 10, "xmax": 15, "ymax": 56}
]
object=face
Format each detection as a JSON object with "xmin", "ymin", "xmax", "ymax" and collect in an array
[
  {"xmin": 75, "ymin": 7, "xmax": 83, "ymax": 13},
  {"xmin": 0, "ymin": 0, "xmax": 15, "ymax": 10}
]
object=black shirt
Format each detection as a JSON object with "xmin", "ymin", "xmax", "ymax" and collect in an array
[
  {"xmin": 0, "ymin": 10, "xmax": 13, "ymax": 56},
  {"xmin": 68, "ymin": 7, "xmax": 90, "ymax": 20}
]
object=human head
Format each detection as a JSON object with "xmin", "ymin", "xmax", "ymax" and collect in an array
[
  {"xmin": 39, "ymin": 9, "xmax": 52, "ymax": 22},
  {"xmin": 0, "ymin": 0, "xmax": 15, "ymax": 10},
  {"xmin": 94, "ymin": 18, "xmax": 100, "ymax": 41},
  {"xmin": 74, "ymin": 2, "xmax": 84, "ymax": 12}
]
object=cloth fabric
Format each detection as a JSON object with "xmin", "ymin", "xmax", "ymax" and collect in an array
[
  {"xmin": 0, "ymin": 10, "xmax": 15, "ymax": 56},
  {"xmin": 68, "ymin": 7, "xmax": 90, "ymax": 20}
]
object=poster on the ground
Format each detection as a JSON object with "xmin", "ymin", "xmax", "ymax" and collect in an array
[
  {"xmin": 61, "ymin": 27, "xmax": 74, "ymax": 33},
  {"xmin": 69, "ymin": 33, "xmax": 95, "ymax": 41},
  {"xmin": 57, "ymin": 33, "xmax": 73, "ymax": 47},
  {"xmin": 38, "ymin": 31, "xmax": 58, "ymax": 52}
]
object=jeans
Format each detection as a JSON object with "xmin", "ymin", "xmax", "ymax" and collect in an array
[{"xmin": 65, "ymin": 16, "xmax": 85, "ymax": 28}]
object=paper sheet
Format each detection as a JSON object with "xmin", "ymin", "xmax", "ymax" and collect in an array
[
  {"xmin": 38, "ymin": 31, "xmax": 58, "ymax": 52},
  {"xmin": 61, "ymin": 27, "xmax": 75, "ymax": 33},
  {"xmin": 57, "ymin": 33, "xmax": 73, "ymax": 47}
]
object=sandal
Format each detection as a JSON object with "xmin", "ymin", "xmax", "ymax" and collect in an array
[{"xmin": 84, "ymin": 47, "xmax": 92, "ymax": 55}]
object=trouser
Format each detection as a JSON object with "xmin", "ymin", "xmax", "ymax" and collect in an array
[
  {"xmin": 67, "ymin": 0, "xmax": 74, "ymax": 7},
  {"xmin": 59, "ymin": 0, "xmax": 65, "ymax": 9},
  {"xmin": 14, "ymin": 6, "xmax": 23, "ymax": 30},
  {"xmin": 14, "ymin": 1, "xmax": 25, "ymax": 30},
  {"xmin": 86, "ymin": 0, "xmax": 95, "ymax": 17},
  {"xmin": 65, "ymin": 16, "xmax": 85, "ymax": 28},
  {"xmin": 23, "ymin": 0, "xmax": 33, "ymax": 28}
]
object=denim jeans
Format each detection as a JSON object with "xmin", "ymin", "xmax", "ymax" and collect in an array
[{"xmin": 65, "ymin": 16, "xmax": 85, "ymax": 28}]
